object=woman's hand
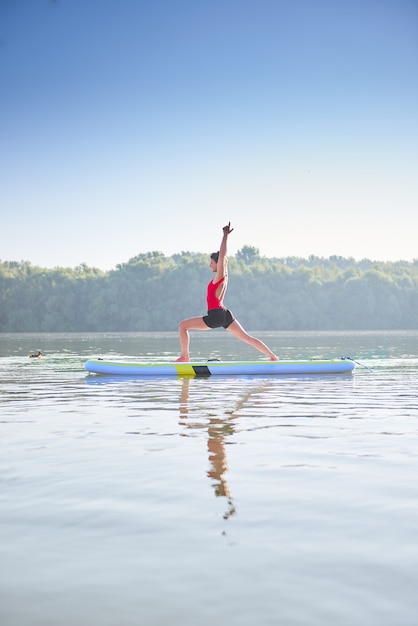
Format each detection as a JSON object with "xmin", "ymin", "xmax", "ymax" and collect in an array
[{"xmin": 223, "ymin": 222, "xmax": 234, "ymax": 235}]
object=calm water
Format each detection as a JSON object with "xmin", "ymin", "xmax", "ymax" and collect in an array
[{"xmin": 1, "ymin": 331, "xmax": 418, "ymax": 626}]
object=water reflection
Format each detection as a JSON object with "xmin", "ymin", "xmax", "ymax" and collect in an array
[
  {"xmin": 207, "ymin": 417, "xmax": 236, "ymax": 520},
  {"xmin": 84, "ymin": 373, "xmax": 277, "ymax": 521},
  {"xmin": 178, "ymin": 377, "xmax": 274, "ymax": 521},
  {"xmin": 178, "ymin": 378, "xmax": 236, "ymax": 520}
]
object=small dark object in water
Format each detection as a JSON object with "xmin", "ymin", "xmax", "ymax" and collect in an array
[{"xmin": 29, "ymin": 350, "xmax": 43, "ymax": 359}]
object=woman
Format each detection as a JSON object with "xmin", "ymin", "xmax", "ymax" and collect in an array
[{"xmin": 174, "ymin": 223, "xmax": 279, "ymax": 362}]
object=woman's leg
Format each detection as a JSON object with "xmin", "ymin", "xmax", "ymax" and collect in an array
[
  {"xmin": 226, "ymin": 319, "xmax": 279, "ymax": 360},
  {"xmin": 174, "ymin": 316, "xmax": 211, "ymax": 362}
]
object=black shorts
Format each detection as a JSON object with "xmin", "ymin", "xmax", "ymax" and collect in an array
[{"xmin": 203, "ymin": 308, "xmax": 235, "ymax": 329}]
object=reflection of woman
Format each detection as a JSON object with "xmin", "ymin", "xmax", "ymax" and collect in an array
[
  {"xmin": 207, "ymin": 418, "xmax": 236, "ymax": 520},
  {"xmin": 179, "ymin": 378, "xmax": 236, "ymax": 520},
  {"xmin": 174, "ymin": 223, "xmax": 279, "ymax": 362},
  {"xmin": 179, "ymin": 378, "xmax": 273, "ymax": 523}
]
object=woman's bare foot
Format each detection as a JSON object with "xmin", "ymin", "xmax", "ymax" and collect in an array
[{"xmin": 173, "ymin": 356, "xmax": 190, "ymax": 362}]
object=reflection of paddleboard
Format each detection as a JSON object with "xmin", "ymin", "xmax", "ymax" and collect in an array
[{"xmin": 85, "ymin": 358, "xmax": 356, "ymax": 377}]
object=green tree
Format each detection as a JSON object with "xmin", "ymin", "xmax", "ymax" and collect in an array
[{"xmin": 236, "ymin": 245, "xmax": 260, "ymax": 264}]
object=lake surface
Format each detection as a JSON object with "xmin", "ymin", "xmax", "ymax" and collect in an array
[{"xmin": 1, "ymin": 331, "xmax": 418, "ymax": 626}]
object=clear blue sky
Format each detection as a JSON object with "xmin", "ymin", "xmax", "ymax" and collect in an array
[{"xmin": 1, "ymin": 0, "xmax": 417, "ymax": 269}]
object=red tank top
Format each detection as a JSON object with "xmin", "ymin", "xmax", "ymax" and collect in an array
[{"xmin": 207, "ymin": 277, "xmax": 225, "ymax": 309}]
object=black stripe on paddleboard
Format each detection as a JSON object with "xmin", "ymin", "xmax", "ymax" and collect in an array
[{"xmin": 192, "ymin": 365, "xmax": 212, "ymax": 377}]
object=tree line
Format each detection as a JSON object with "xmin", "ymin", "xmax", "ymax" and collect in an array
[{"xmin": 1, "ymin": 247, "xmax": 418, "ymax": 332}]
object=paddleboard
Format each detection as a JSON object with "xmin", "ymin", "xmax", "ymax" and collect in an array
[{"xmin": 84, "ymin": 358, "xmax": 355, "ymax": 377}]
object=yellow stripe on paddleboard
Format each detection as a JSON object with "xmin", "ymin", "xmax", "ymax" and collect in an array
[{"xmin": 173, "ymin": 363, "xmax": 199, "ymax": 376}]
